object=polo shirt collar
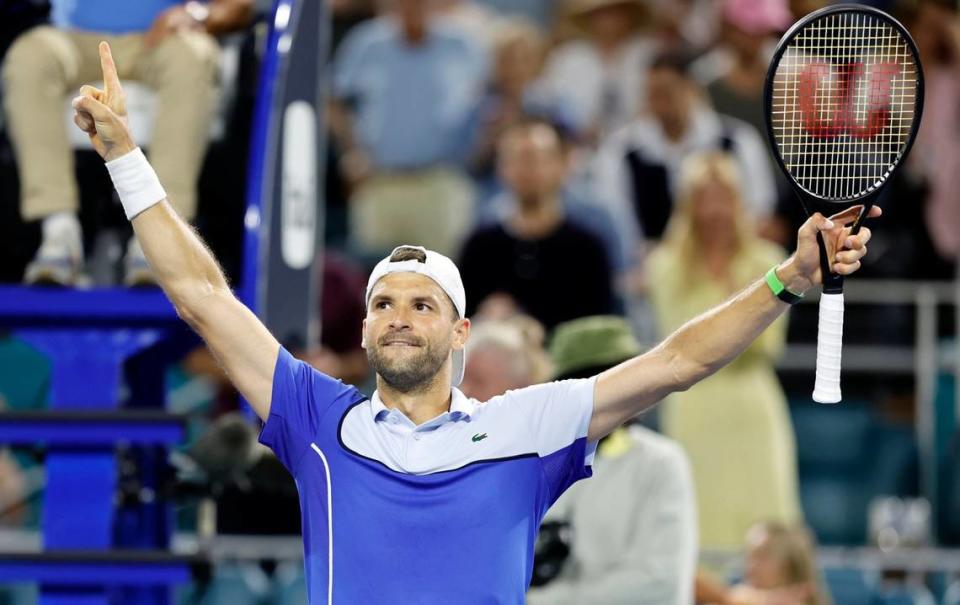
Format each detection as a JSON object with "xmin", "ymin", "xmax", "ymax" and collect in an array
[{"xmin": 370, "ymin": 388, "xmax": 475, "ymax": 424}]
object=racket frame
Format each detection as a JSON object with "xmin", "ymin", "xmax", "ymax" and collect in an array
[{"xmin": 763, "ymin": 2, "xmax": 924, "ymax": 291}]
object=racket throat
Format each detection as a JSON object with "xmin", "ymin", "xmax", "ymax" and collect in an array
[
  {"xmin": 817, "ymin": 232, "xmax": 844, "ymax": 295},
  {"xmin": 849, "ymin": 202, "xmax": 873, "ymax": 235}
]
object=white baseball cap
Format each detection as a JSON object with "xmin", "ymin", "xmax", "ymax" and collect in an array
[{"xmin": 365, "ymin": 245, "xmax": 467, "ymax": 386}]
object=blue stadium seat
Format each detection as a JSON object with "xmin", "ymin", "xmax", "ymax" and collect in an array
[
  {"xmin": 823, "ymin": 567, "xmax": 875, "ymax": 605},
  {"xmin": 869, "ymin": 425, "xmax": 919, "ymax": 496},
  {"xmin": 801, "ymin": 478, "xmax": 870, "ymax": 544},
  {"xmin": 177, "ymin": 563, "xmax": 270, "ymax": 605},
  {"xmin": 870, "ymin": 583, "xmax": 936, "ymax": 605},
  {"xmin": 943, "ymin": 580, "xmax": 960, "ymax": 605},
  {"xmin": 941, "ymin": 429, "xmax": 960, "ymax": 545},
  {"xmin": 792, "ymin": 400, "xmax": 873, "ymax": 472},
  {"xmin": 0, "ymin": 584, "xmax": 37, "ymax": 605},
  {"xmin": 272, "ymin": 561, "xmax": 307, "ymax": 605}
]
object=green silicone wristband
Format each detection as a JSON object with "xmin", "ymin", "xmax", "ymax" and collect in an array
[{"xmin": 765, "ymin": 266, "xmax": 803, "ymax": 304}]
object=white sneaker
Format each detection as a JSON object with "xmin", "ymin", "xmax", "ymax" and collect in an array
[
  {"xmin": 123, "ymin": 236, "xmax": 157, "ymax": 287},
  {"xmin": 24, "ymin": 213, "xmax": 84, "ymax": 286}
]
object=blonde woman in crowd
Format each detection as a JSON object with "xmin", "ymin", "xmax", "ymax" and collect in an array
[
  {"xmin": 648, "ymin": 152, "xmax": 801, "ymax": 553},
  {"xmin": 734, "ymin": 522, "xmax": 831, "ymax": 605}
]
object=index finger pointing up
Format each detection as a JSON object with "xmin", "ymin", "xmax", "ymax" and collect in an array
[{"xmin": 98, "ymin": 41, "xmax": 122, "ymax": 97}]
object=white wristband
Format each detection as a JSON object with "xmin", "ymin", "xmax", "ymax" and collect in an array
[{"xmin": 105, "ymin": 147, "xmax": 167, "ymax": 220}]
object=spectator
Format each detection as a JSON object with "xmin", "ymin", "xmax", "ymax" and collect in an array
[
  {"xmin": 330, "ymin": 0, "xmax": 487, "ymax": 258},
  {"xmin": 459, "ymin": 315, "xmax": 551, "ymax": 401},
  {"xmin": 650, "ymin": 0, "xmax": 721, "ymax": 54},
  {"xmin": 694, "ymin": 523, "xmax": 826, "ymax": 605},
  {"xmin": 647, "ymin": 152, "xmax": 800, "ymax": 552},
  {"xmin": 697, "ymin": 0, "xmax": 791, "ymax": 139},
  {"xmin": 1, "ymin": 0, "xmax": 253, "ymax": 286},
  {"xmin": 527, "ymin": 315, "xmax": 697, "ymax": 605},
  {"xmin": 330, "ymin": 0, "xmax": 377, "ymax": 54},
  {"xmin": 592, "ymin": 50, "xmax": 776, "ymax": 253},
  {"xmin": 468, "ymin": 19, "xmax": 570, "ymax": 186},
  {"xmin": 434, "ymin": 0, "xmax": 501, "ymax": 45},
  {"xmin": 540, "ymin": 0, "xmax": 659, "ymax": 140},
  {"xmin": 901, "ymin": 0, "xmax": 960, "ymax": 267},
  {"xmin": 0, "ymin": 447, "xmax": 27, "ymax": 528},
  {"xmin": 740, "ymin": 523, "xmax": 830, "ymax": 605},
  {"xmin": 459, "ymin": 119, "xmax": 615, "ymax": 330}
]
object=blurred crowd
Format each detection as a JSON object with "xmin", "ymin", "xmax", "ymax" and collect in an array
[{"xmin": 1, "ymin": 0, "xmax": 959, "ymax": 603}]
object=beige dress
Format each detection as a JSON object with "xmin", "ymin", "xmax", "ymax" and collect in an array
[{"xmin": 647, "ymin": 241, "xmax": 801, "ymax": 551}]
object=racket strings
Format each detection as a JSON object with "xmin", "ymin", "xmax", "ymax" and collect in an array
[{"xmin": 770, "ymin": 11, "xmax": 918, "ymax": 200}]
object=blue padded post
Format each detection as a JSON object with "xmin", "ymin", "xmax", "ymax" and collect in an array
[{"xmin": 16, "ymin": 329, "xmax": 162, "ymax": 550}]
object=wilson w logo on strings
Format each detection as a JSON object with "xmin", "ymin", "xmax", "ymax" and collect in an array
[{"xmin": 797, "ymin": 61, "xmax": 901, "ymax": 140}]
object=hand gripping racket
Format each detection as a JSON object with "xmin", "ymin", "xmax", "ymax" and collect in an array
[{"xmin": 763, "ymin": 4, "xmax": 924, "ymax": 403}]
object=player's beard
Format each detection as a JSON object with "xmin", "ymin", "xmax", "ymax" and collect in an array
[{"xmin": 367, "ymin": 335, "xmax": 449, "ymax": 393}]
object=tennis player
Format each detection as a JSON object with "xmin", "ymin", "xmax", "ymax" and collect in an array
[{"xmin": 71, "ymin": 42, "xmax": 876, "ymax": 604}]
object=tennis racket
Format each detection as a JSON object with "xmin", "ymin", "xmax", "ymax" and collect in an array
[{"xmin": 763, "ymin": 4, "xmax": 924, "ymax": 403}]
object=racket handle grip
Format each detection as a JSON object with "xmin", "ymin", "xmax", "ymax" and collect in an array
[{"xmin": 813, "ymin": 292, "xmax": 844, "ymax": 404}]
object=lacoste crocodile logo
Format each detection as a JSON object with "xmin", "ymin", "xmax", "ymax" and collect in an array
[{"xmin": 472, "ymin": 433, "xmax": 488, "ymax": 443}]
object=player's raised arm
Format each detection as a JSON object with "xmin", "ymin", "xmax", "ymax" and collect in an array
[
  {"xmin": 72, "ymin": 42, "xmax": 279, "ymax": 421},
  {"xmin": 587, "ymin": 205, "xmax": 878, "ymax": 442}
]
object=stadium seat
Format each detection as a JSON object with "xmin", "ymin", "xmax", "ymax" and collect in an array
[
  {"xmin": 177, "ymin": 563, "xmax": 271, "ymax": 605},
  {"xmin": 272, "ymin": 561, "xmax": 307, "ymax": 605},
  {"xmin": 801, "ymin": 478, "xmax": 870, "ymax": 544},
  {"xmin": 871, "ymin": 583, "xmax": 936, "ymax": 605},
  {"xmin": 941, "ymin": 428, "xmax": 960, "ymax": 545},
  {"xmin": 823, "ymin": 567, "xmax": 875, "ymax": 605},
  {"xmin": 0, "ymin": 584, "xmax": 37, "ymax": 605},
  {"xmin": 869, "ymin": 425, "xmax": 920, "ymax": 496},
  {"xmin": 943, "ymin": 580, "xmax": 960, "ymax": 605},
  {"xmin": 793, "ymin": 400, "xmax": 873, "ymax": 471}
]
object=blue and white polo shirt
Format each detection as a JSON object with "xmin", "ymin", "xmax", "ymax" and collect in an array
[{"xmin": 259, "ymin": 347, "xmax": 597, "ymax": 604}]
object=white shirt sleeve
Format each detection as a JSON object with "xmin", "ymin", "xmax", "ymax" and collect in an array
[{"xmin": 502, "ymin": 378, "xmax": 598, "ymax": 504}]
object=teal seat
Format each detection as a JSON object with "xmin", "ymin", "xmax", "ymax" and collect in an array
[
  {"xmin": 792, "ymin": 400, "xmax": 873, "ymax": 472},
  {"xmin": 871, "ymin": 584, "xmax": 936, "ymax": 605},
  {"xmin": 823, "ymin": 567, "xmax": 874, "ymax": 605},
  {"xmin": 943, "ymin": 580, "xmax": 960, "ymax": 605},
  {"xmin": 178, "ymin": 563, "xmax": 271, "ymax": 605},
  {"xmin": 0, "ymin": 584, "xmax": 37, "ymax": 605},
  {"xmin": 272, "ymin": 561, "xmax": 307, "ymax": 605},
  {"xmin": 801, "ymin": 478, "xmax": 869, "ymax": 544}
]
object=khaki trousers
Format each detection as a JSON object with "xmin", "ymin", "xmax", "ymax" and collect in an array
[
  {"xmin": 1, "ymin": 26, "xmax": 219, "ymax": 221},
  {"xmin": 349, "ymin": 168, "xmax": 475, "ymax": 259}
]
